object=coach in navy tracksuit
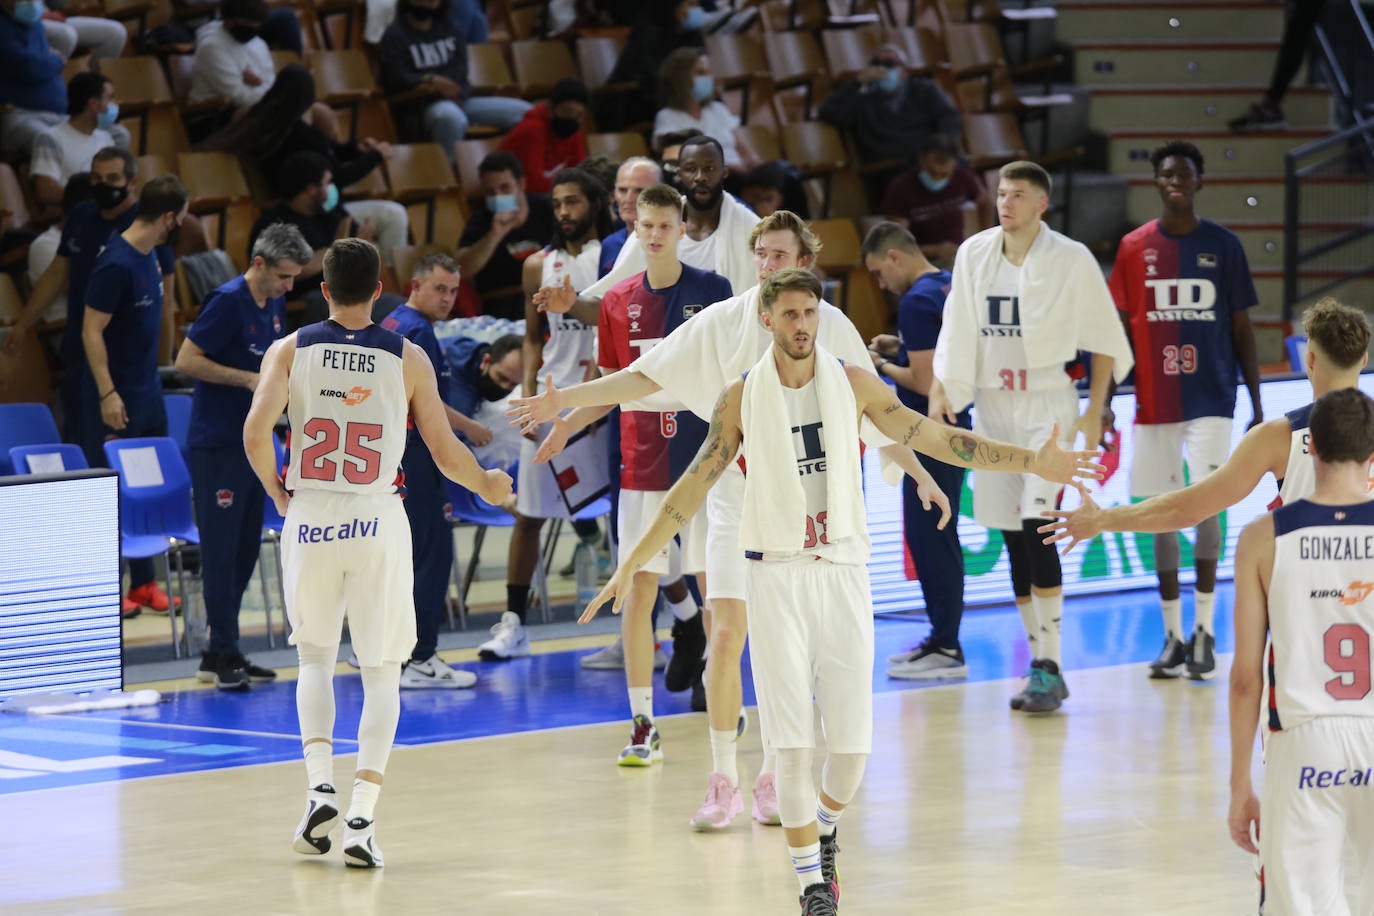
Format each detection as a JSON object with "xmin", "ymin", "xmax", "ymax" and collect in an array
[
  {"xmin": 380, "ymin": 252, "xmax": 493, "ymax": 689},
  {"xmin": 175, "ymin": 224, "xmax": 311, "ymax": 689},
  {"xmin": 862, "ymin": 222, "xmax": 973, "ymax": 679}
]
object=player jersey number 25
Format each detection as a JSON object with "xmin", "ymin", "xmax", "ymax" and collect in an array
[{"xmin": 298, "ymin": 417, "xmax": 384, "ymax": 484}]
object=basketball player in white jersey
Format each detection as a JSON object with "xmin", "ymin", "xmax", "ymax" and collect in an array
[
  {"xmin": 510, "ymin": 211, "xmax": 953, "ymax": 829},
  {"xmin": 1040, "ymin": 298, "xmax": 1370, "ymax": 549},
  {"xmin": 1229, "ymin": 387, "xmax": 1374, "ymax": 915},
  {"xmin": 583, "ymin": 269, "xmax": 1101, "ymax": 914},
  {"xmin": 927, "ymin": 159, "xmax": 1134, "ymax": 714},
  {"xmin": 244, "ymin": 239, "xmax": 512, "ymax": 868},
  {"xmin": 477, "ymin": 167, "xmax": 611, "ymax": 661}
]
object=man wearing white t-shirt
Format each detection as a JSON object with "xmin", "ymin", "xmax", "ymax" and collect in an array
[
  {"xmin": 189, "ymin": 0, "xmax": 277, "ymax": 109},
  {"xmin": 29, "ymin": 72, "xmax": 121, "ymax": 210}
]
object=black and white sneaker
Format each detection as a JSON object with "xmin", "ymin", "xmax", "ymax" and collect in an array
[
  {"xmin": 342, "ymin": 817, "xmax": 383, "ymax": 868},
  {"xmin": 1186, "ymin": 627, "xmax": 1217, "ymax": 681},
  {"xmin": 229, "ymin": 654, "xmax": 276, "ymax": 684},
  {"xmin": 799, "ymin": 881, "xmax": 838, "ymax": 915},
  {"xmin": 819, "ymin": 831, "xmax": 841, "ymax": 903},
  {"xmin": 197, "ymin": 652, "xmax": 250, "ymax": 691},
  {"xmin": 887, "ymin": 638, "xmax": 968, "ymax": 680},
  {"xmin": 665, "ymin": 611, "xmax": 707, "ymax": 692},
  {"xmin": 1148, "ymin": 635, "xmax": 1188, "ymax": 679},
  {"xmin": 292, "ymin": 784, "xmax": 339, "ymax": 855}
]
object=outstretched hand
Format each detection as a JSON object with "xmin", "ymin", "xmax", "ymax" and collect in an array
[
  {"xmin": 579, "ymin": 563, "xmax": 636, "ymax": 624},
  {"xmin": 534, "ymin": 417, "xmax": 571, "ymax": 464},
  {"xmin": 507, "ymin": 374, "xmax": 563, "ymax": 431},
  {"xmin": 1030, "ymin": 423, "xmax": 1105, "ymax": 485},
  {"xmin": 1037, "ymin": 480, "xmax": 1102, "ymax": 556},
  {"xmin": 533, "ymin": 274, "xmax": 576, "ymax": 314}
]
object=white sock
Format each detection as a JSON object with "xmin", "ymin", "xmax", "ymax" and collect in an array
[
  {"xmin": 1160, "ymin": 598, "xmax": 1183, "ymax": 641},
  {"xmin": 710, "ymin": 729, "xmax": 738, "ymax": 787},
  {"xmin": 668, "ymin": 594, "xmax": 699, "ymax": 622},
  {"xmin": 1016, "ymin": 599, "xmax": 1038, "ymax": 655},
  {"xmin": 347, "ymin": 778, "xmax": 380, "ymax": 823},
  {"xmin": 759, "ymin": 747, "xmax": 777, "ymax": 777},
  {"xmin": 1194, "ymin": 591, "xmax": 1216, "ymax": 634},
  {"xmin": 628, "ymin": 686, "xmax": 654, "ymax": 721},
  {"xmin": 816, "ymin": 798, "xmax": 843, "ymax": 838},
  {"xmin": 789, "ymin": 841, "xmax": 823, "ymax": 893},
  {"xmin": 304, "ymin": 741, "xmax": 333, "ymax": 789},
  {"xmin": 1033, "ymin": 593, "xmax": 1063, "ymax": 665}
]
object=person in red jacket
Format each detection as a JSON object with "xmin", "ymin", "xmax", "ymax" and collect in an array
[{"xmin": 498, "ymin": 78, "xmax": 589, "ymax": 195}]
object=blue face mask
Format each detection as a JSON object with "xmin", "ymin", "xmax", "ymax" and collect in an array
[
  {"xmin": 682, "ymin": 5, "xmax": 704, "ymax": 30},
  {"xmin": 322, "ymin": 182, "xmax": 339, "ymax": 212},
  {"xmin": 12, "ymin": 0, "xmax": 45, "ymax": 24},
  {"xmin": 918, "ymin": 169, "xmax": 951, "ymax": 193},
  {"xmin": 487, "ymin": 193, "xmax": 518, "ymax": 214},
  {"xmin": 97, "ymin": 101, "xmax": 120, "ymax": 130},
  {"xmin": 871, "ymin": 67, "xmax": 901, "ymax": 94},
  {"xmin": 691, "ymin": 74, "xmax": 715, "ymax": 102}
]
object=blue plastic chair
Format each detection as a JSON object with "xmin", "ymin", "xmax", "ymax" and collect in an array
[
  {"xmin": 447, "ymin": 465, "xmax": 552, "ymax": 626},
  {"xmin": 1285, "ymin": 335, "xmax": 1308, "ymax": 373},
  {"xmin": 103, "ymin": 436, "xmax": 201, "ymax": 658},
  {"xmin": 0, "ymin": 403, "xmax": 62, "ymax": 476},
  {"xmin": 8, "ymin": 443, "xmax": 90, "ymax": 474},
  {"xmin": 164, "ymin": 393, "xmax": 193, "ymax": 464}
]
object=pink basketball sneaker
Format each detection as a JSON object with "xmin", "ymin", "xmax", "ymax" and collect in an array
[{"xmin": 690, "ymin": 773, "xmax": 743, "ymax": 830}]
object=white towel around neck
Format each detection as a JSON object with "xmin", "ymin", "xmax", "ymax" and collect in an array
[{"xmin": 739, "ymin": 343, "xmax": 864, "ymax": 554}]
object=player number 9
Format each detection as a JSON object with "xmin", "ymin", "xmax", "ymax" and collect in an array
[{"xmin": 1324, "ymin": 623, "xmax": 1372, "ymax": 701}]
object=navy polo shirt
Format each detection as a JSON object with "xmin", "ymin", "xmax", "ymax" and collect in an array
[
  {"xmin": 381, "ymin": 303, "xmax": 450, "ymax": 446},
  {"xmin": 185, "ymin": 275, "xmax": 287, "ymax": 449},
  {"xmin": 895, "ymin": 269, "xmax": 966, "ymax": 421},
  {"xmin": 85, "ymin": 235, "xmax": 167, "ymax": 400}
]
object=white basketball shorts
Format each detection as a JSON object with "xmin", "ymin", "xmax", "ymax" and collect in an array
[
  {"xmin": 745, "ymin": 559, "xmax": 873, "ymax": 754},
  {"xmin": 971, "ymin": 385, "xmax": 1079, "ymax": 531},
  {"xmin": 705, "ymin": 462, "xmax": 748, "ymax": 602},
  {"xmin": 1129, "ymin": 416, "xmax": 1232, "ymax": 498},
  {"xmin": 617, "ymin": 488, "xmax": 707, "ymax": 576},
  {"xmin": 1259, "ymin": 716, "xmax": 1374, "ymax": 916},
  {"xmin": 516, "ymin": 433, "xmax": 573, "ymax": 519},
  {"xmin": 281, "ymin": 489, "xmax": 416, "ymax": 666}
]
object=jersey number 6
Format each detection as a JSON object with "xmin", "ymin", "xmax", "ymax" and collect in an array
[
  {"xmin": 299, "ymin": 418, "xmax": 384, "ymax": 485},
  {"xmin": 1325, "ymin": 623, "xmax": 1372, "ymax": 701}
]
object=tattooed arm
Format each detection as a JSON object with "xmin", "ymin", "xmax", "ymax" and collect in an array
[
  {"xmin": 846, "ymin": 367, "xmax": 1103, "ymax": 485},
  {"xmin": 581, "ymin": 382, "xmax": 745, "ymax": 620}
]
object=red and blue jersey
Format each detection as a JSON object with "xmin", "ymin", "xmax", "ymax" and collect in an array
[
  {"xmin": 598, "ymin": 264, "xmax": 733, "ymax": 491},
  {"xmin": 1110, "ymin": 218, "xmax": 1258, "ymax": 424}
]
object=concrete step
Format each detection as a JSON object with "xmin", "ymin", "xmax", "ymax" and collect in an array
[
  {"xmin": 1058, "ymin": 2, "xmax": 1285, "ymax": 42},
  {"xmin": 1075, "ymin": 41, "xmax": 1280, "ymax": 86},
  {"xmin": 1089, "ymin": 86, "xmax": 1333, "ymax": 132},
  {"xmin": 1109, "ymin": 129, "xmax": 1328, "ymax": 177},
  {"xmin": 1229, "ymin": 223, "xmax": 1367, "ymax": 271},
  {"xmin": 1126, "ymin": 177, "xmax": 1372, "ymax": 224}
]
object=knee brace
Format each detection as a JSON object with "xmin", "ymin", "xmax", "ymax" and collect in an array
[
  {"xmin": 1194, "ymin": 515, "xmax": 1222, "ymax": 562},
  {"xmin": 820, "ymin": 753, "xmax": 868, "ymax": 807},
  {"xmin": 1001, "ymin": 529, "xmax": 1032, "ymax": 598},
  {"xmin": 295, "ymin": 642, "xmax": 338, "ymax": 743},
  {"xmin": 1020, "ymin": 518, "xmax": 1063, "ymax": 589},
  {"xmin": 1153, "ymin": 531, "xmax": 1181, "ymax": 573},
  {"xmin": 356, "ymin": 662, "xmax": 402, "ymax": 775},
  {"xmin": 775, "ymin": 747, "xmax": 818, "ymax": 828}
]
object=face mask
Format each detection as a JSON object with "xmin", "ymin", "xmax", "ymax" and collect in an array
[
  {"xmin": 682, "ymin": 5, "xmax": 704, "ymax": 30},
  {"xmin": 403, "ymin": 2, "xmax": 439, "ymax": 21},
  {"xmin": 486, "ymin": 193, "xmax": 518, "ymax": 214},
  {"xmin": 871, "ymin": 66, "xmax": 901, "ymax": 94},
  {"xmin": 550, "ymin": 116, "xmax": 580, "ymax": 139},
  {"xmin": 322, "ymin": 182, "xmax": 340, "ymax": 212},
  {"xmin": 477, "ymin": 371, "xmax": 511, "ymax": 402},
  {"xmin": 12, "ymin": 0, "xmax": 44, "ymax": 25},
  {"xmin": 96, "ymin": 101, "xmax": 120, "ymax": 130},
  {"xmin": 91, "ymin": 182, "xmax": 128, "ymax": 211},
  {"xmin": 918, "ymin": 169, "xmax": 951, "ymax": 193},
  {"xmin": 691, "ymin": 74, "xmax": 715, "ymax": 102},
  {"xmin": 227, "ymin": 23, "xmax": 259, "ymax": 43}
]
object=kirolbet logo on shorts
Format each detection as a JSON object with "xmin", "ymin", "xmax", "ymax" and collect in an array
[{"xmin": 317, "ymin": 386, "xmax": 373, "ymax": 405}]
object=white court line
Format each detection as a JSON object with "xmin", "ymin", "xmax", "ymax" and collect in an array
[{"xmin": 38, "ymin": 715, "xmax": 358, "ymax": 745}]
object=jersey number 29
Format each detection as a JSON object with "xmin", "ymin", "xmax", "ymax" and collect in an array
[{"xmin": 299, "ymin": 418, "xmax": 383, "ymax": 484}]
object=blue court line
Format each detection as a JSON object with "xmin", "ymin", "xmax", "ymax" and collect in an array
[{"xmin": 0, "ymin": 584, "xmax": 1233, "ymax": 795}]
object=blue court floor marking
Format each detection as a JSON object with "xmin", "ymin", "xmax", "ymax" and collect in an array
[{"xmin": 0, "ymin": 584, "xmax": 1234, "ymax": 796}]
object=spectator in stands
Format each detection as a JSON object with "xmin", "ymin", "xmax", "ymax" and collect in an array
[
  {"xmin": 456, "ymin": 152, "xmax": 555, "ymax": 320},
  {"xmin": 365, "ymin": 0, "xmax": 486, "ymax": 45},
  {"xmin": 577, "ymin": 153, "xmax": 619, "ymax": 218},
  {"xmin": 0, "ymin": 0, "xmax": 72, "ymax": 155},
  {"xmin": 248, "ymin": 151, "xmax": 405, "ymax": 327},
  {"xmin": 600, "ymin": 155, "xmax": 661, "ymax": 275},
  {"xmin": 654, "ymin": 127, "xmax": 698, "ymax": 189},
  {"xmin": 442, "ymin": 332, "xmax": 525, "ymax": 444},
  {"xmin": 879, "ymin": 133, "xmax": 995, "ymax": 266},
  {"xmin": 175, "ymin": 223, "xmax": 311, "ymax": 690},
  {"xmin": 653, "ymin": 47, "xmax": 761, "ymax": 173},
  {"xmin": 39, "ymin": 1, "xmax": 127, "ymax": 61},
  {"xmin": 498, "ymin": 78, "xmax": 590, "ymax": 196},
  {"xmin": 23, "ymin": 171, "xmax": 89, "ymax": 322},
  {"xmin": 818, "ymin": 42, "xmax": 961, "ymax": 201},
  {"xmin": 738, "ymin": 159, "xmax": 810, "ymax": 220},
  {"xmin": 378, "ymin": 0, "xmax": 530, "ymax": 157},
  {"xmin": 29, "ymin": 72, "xmax": 124, "ymax": 211},
  {"xmin": 606, "ymin": 3, "xmax": 705, "ymax": 129}
]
